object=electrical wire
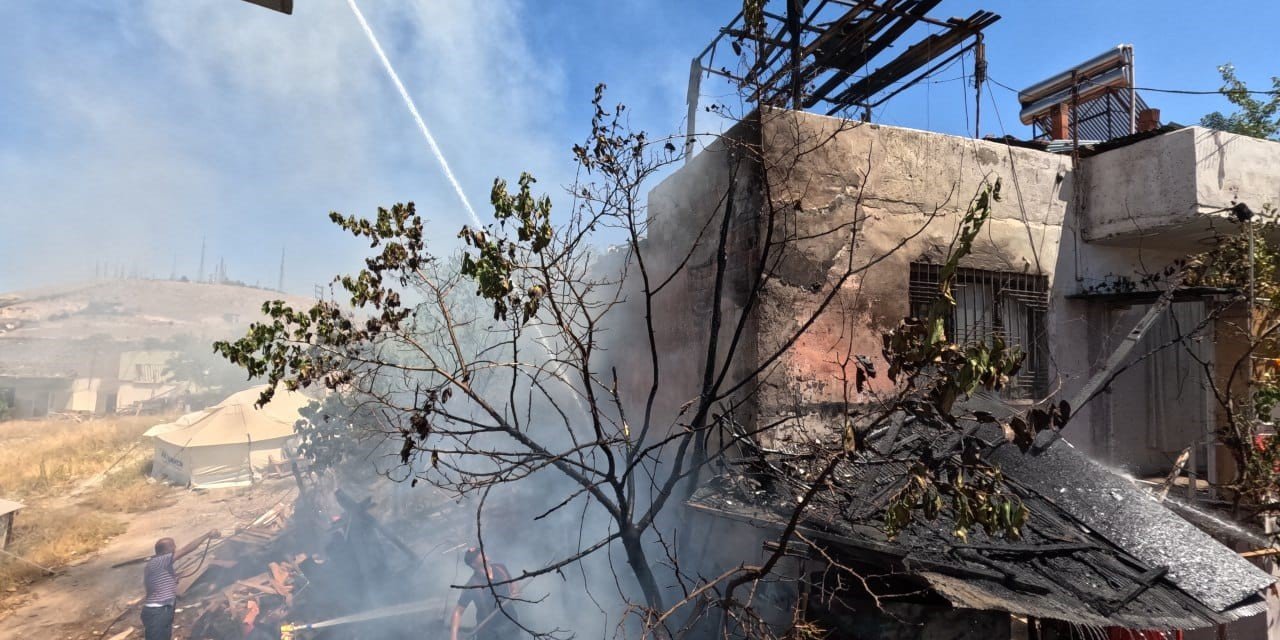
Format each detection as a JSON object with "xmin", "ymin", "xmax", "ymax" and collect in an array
[
  {"xmin": 989, "ymin": 76, "xmax": 1280, "ymax": 97},
  {"xmin": 1135, "ymin": 86, "xmax": 1280, "ymax": 96}
]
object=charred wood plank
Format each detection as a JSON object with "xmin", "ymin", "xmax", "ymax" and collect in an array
[
  {"xmin": 949, "ymin": 542, "xmax": 1098, "ymax": 555},
  {"xmin": 905, "ymin": 551, "xmax": 1052, "ymax": 594},
  {"xmin": 827, "ymin": 10, "xmax": 997, "ymax": 106},
  {"xmin": 1100, "ymin": 565, "xmax": 1169, "ymax": 616},
  {"xmin": 805, "ymin": 0, "xmax": 943, "ymax": 106},
  {"xmin": 334, "ymin": 488, "xmax": 419, "ymax": 563}
]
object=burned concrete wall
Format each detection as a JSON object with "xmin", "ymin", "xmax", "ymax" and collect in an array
[
  {"xmin": 636, "ymin": 110, "xmax": 1280, "ymax": 638},
  {"xmin": 635, "ymin": 109, "xmax": 1069, "ymax": 636},
  {"xmin": 749, "ymin": 110, "xmax": 1069, "ymax": 448},
  {"xmin": 636, "ymin": 107, "xmax": 1074, "ymax": 457},
  {"xmin": 639, "ymin": 123, "xmax": 766, "ymax": 439}
]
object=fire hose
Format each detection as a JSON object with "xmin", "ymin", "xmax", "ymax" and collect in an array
[{"xmin": 280, "ymin": 604, "xmax": 501, "ymax": 640}]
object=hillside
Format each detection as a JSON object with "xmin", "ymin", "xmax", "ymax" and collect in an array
[{"xmin": 0, "ymin": 279, "xmax": 314, "ymax": 343}]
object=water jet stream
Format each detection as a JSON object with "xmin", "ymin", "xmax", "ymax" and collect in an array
[
  {"xmin": 344, "ymin": 0, "xmax": 481, "ymax": 228},
  {"xmin": 1163, "ymin": 495, "xmax": 1275, "ymax": 549},
  {"xmin": 344, "ymin": 0, "xmax": 586, "ymax": 420}
]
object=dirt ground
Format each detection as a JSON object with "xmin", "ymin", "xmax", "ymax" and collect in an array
[{"xmin": 0, "ymin": 478, "xmax": 295, "ymax": 640}]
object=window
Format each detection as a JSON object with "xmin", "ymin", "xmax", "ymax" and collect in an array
[
  {"xmin": 908, "ymin": 263, "xmax": 1049, "ymax": 399},
  {"xmin": 134, "ymin": 364, "xmax": 165, "ymax": 384}
]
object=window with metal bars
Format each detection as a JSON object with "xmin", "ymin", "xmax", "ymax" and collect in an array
[
  {"xmin": 908, "ymin": 263, "xmax": 1049, "ymax": 399},
  {"xmin": 133, "ymin": 364, "xmax": 165, "ymax": 384}
]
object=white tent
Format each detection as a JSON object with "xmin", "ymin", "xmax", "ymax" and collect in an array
[{"xmin": 146, "ymin": 385, "xmax": 311, "ymax": 489}]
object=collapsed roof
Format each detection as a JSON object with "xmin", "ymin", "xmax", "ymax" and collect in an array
[{"xmin": 690, "ymin": 414, "xmax": 1273, "ymax": 630}]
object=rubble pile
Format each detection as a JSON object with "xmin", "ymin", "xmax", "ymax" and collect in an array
[{"xmin": 106, "ymin": 471, "xmax": 473, "ymax": 640}]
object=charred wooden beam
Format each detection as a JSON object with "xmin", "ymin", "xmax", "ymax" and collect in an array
[
  {"xmin": 1100, "ymin": 565, "xmax": 1169, "ymax": 615},
  {"xmin": 805, "ymin": 0, "xmax": 942, "ymax": 107},
  {"xmin": 334, "ymin": 488, "xmax": 419, "ymax": 564},
  {"xmin": 827, "ymin": 10, "xmax": 999, "ymax": 107}
]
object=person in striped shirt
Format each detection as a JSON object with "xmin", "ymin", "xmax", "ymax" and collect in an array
[{"xmin": 142, "ymin": 531, "xmax": 219, "ymax": 640}]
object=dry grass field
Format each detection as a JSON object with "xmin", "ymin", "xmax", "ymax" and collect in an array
[
  {"xmin": 0, "ymin": 415, "xmax": 175, "ymax": 598},
  {"xmin": 0, "ymin": 415, "xmax": 156, "ymax": 498}
]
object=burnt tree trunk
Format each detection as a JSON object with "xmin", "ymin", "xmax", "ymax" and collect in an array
[{"xmin": 621, "ymin": 527, "xmax": 665, "ymax": 612}]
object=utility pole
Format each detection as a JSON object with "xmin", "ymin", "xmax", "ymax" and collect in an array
[
  {"xmin": 278, "ymin": 247, "xmax": 286, "ymax": 292},
  {"xmin": 198, "ymin": 237, "xmax": 207, "ymax": 283}
]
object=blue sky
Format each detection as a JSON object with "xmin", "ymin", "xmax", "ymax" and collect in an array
[{"xmin": 2, "ymin": 0, "xmax": 1277, "ymax": 294}]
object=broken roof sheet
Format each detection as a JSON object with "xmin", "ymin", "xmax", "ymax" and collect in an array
[
  {"xmin": 689, "ymin": 415, "xmax": 1273, "ymax": 630},
  {"xmin": 986, "ymin": 433, "xmax": 1272, "ymax": 612}
]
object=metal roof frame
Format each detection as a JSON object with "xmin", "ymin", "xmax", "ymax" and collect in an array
[{"xmin": 685, "ymin": 0, "xmax": 1000, "ymax": 156}]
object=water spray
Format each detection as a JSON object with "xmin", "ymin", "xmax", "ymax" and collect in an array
[
  {"xmin": 1163, "ymin": 495, "xmax": 1276, "ymax": 549},
  {"xmin": 279, "ymin": 599, "xmax": 440, "ymax": 638},
  {"xmin": 280, "ymin": 600, "xmax": 499, "ymax": 639},
  {"xmin": 344, "ymin": 0, "xmax": 586, "ymax": 417},
  {"xmin": 344, "ymin": 0, "xmax": 481, "ymax": 227}
]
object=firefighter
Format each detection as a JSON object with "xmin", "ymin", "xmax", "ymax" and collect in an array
[{"xmin": 450, "ymin": 546, "xmax": 519, "ymax": 640}]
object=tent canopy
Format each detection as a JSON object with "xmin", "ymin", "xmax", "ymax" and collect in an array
[{"xmin": 148, "ymin": 385, "xmax": 313, "ymax": 489}]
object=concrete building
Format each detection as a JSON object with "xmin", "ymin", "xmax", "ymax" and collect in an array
[
  {"xmin": 115, "ymin": 349, "xmax": 180, "ymax": 409},
  {"xmin": 1058, "ymin": 127, "xmax": 1280, "ymax": 485},
  {"xmin": 0, "ymin": 338, "xmax": 124, "ymax": 418},
  {"xmin": 634, "ymin": 107, "xmax": 1280, "ymax": 639},
  {"xmin": 0, "ymin": 280, "xmax": 314, "ymax": 419}
]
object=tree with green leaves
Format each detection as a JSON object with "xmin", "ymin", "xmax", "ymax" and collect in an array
[
  {"xmin": 213, "ymin": 32, "xmax": 1067, "ymax": 638},
  {"xmin": 1181, "ymin": 205, "xmax": 1280, "ymax": 511},
  {"xmin": 1200, "ymin": 64, "xmax": 1280, "ymax": 140}
]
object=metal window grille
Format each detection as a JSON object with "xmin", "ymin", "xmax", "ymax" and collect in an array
[
  {"xmin": 908, "ymin": 263, "xmax": 1049, "ymax": 399},
  {"xmin": 135, "ymin": 364, "xmax": 165, "ymax": 384}
]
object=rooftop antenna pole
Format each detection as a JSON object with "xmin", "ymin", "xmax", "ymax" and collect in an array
[
  {"xmin": 685, "ymin": 58, "xmax": 701, "ymax": 164},
  {"xmin": 973, "ymin": 35, "xmax": 986, "ymax": 137},
  {"xmin": 787, "ymin": 0, "xmax": 803, "ymax": 109}
]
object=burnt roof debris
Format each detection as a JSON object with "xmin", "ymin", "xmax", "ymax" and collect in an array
[
  {"xmin": 1074, "ymin": 123, "xmax": 1186, "ymax": 158},
  {"xmin": 982, "ymin": 123, "xmax": 1186, "ymax": 158},
  {"xmin": 695, "ymin": 0, "xmax": 1000, "ymax": 116},
  {"xmin": 689, "ymin": 412, "xmax": 1273, "ymax": 630}
]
